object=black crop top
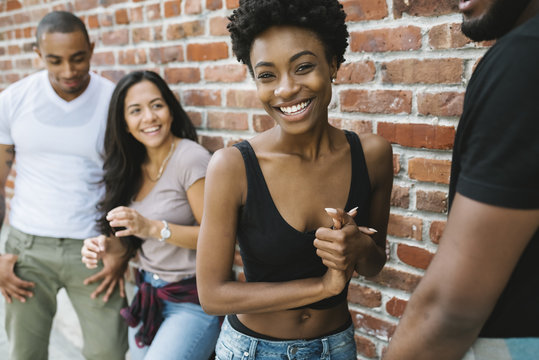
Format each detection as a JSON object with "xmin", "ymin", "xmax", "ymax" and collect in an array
[{"xmin": 233, "ymin": 130, "xmax": 371, "ymax": 309}]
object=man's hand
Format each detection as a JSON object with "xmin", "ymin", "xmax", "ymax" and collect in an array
[
  {"xmin": 82, "ymin": 235, "xmax": 129, "ymax": 302},
  {"xmin": 0, "ymin": 253, "xmax": 35, "ymax": 303}
]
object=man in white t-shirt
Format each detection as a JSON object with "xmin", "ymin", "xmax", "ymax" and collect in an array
[{"xmin": 0, "ymin": 11, "xmax": 128, "ymax": 359}]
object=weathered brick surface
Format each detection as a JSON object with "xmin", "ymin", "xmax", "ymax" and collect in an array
[{"xmin": 0, "ymin": 0, "xmax": 490, "ymax": 354}]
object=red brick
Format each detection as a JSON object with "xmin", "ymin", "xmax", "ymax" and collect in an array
[
  {"xmin": 149, "ymin": 45, "xmax": 184, "ymax": 64},
  {"xmin": 393, "ymin": 154, "xmax": 401, "ymax": 175},
  {"xmin": 397, "ymin": 244, "xmax": 434, "ymax": 270},
  {"xmin": 429, "ymin": 23, "xmax": 471, "ymax": 49},
  {"xmin": 378, "ymin": 123, "xmax": 455, "ymax": 150},
  {"xmin": 183, "ymin": 89, "xmax": 222, "ymax": 107},
  {"xmin": 100, "ymin": 0, "xmax": 128, "ymax": 6},
  {"xmin": 98, "ymin": 13, "xmax": 114, "ymax": 27},
  {"xmin": 367, "ymin": 266, "xmax": 421, "ymax": 292},
  {"xmin": 393, "ymin": 0, "xmax": 458, "ymax": 18},
  {"xmin": 0, "ymin": 60, "xmax": 12, "ymax": 70},
  {"xmin": 6, "ymin": 0, "xmax": 22, "ymax": 11},
  {"xmin": 210, "ymin": 16, "xmax": 229, "ymax": 36},
  {"xmin": 346, "ymin": 119, "xmax": 373, "ymax": 134},
  {"xmin": 101, "ymin": 70, "xmax": 126, "ymax": 84},
  {"xmin": 15, "ymin": 59, "xmax": 31, "ymax": 69},
  {"xmin": 418, "ymin": 92, "xmax": 464, "ymax": 117},
  {"xmin": 388, "ymin": 214, "xmax": 422, "ymax": 241},
  {"xmin": 253, "ymin": 114, "xmax": 275, "ymax": 132},
  {"xmin": 329, "ymin": 117, "xmax": 343, "ymax": 129},
  {"xmin": 164, "ymin": 0, "xmax": 182, "ymax": 17},
  {"xmin": 8, "ymin": 45, "xmax": 20, "ymax": 55},
  {"xmin": 200, "ymin": 135, "xmax": 224, "ymax": 152},
  {"xmin": 206, "ymin": 0, "xmax": 222, "ymax": 10},
  {"xmin": 408, "ymin": 158, "xmax": 451, "ymax": 184},
  {"xmin": 382, "ymin": 59, "xmax": 463, "ymax": 84},
  {"xmin": 186, "ymin": 111, "xmax": 203, "ymax": 127},
  {"xmin": 335, "ymin": 61, "xmax": 375, "ymax": 84},
  {"xmin": 208, "ymin": 112, "xmax": 248, "ymax": 131},
  {"xmin": 416, "ymin": 190, "xmax": 448, "ymax": 213},
  {"xmin": 226, "ymin": 89, "xmax": 263, "ymax": 109},
  {"xmin": 226, "ymin": 0, "xmax": 239, "ymax": 9},
  {"xmin": 91, "ymin": 51, "xmax": 115, "ymax": 66},
  {"xmin": 167, "ymin": 20, "xmax": 205, "ymax": 40},
  {"xmin": 390, "ymin": 185, "xmax": 409, "ymax": 209},
  {"xmin": 187, "ymin": 42, "xmax": 228, "ymax": 61},
  {"xmin": 386, "ymin": 297, "xmax": 407, "ymax": 318},
  {"xmin": 102, "ymin": 29, "xmax": 129, "ymax": 46},
  {"xmin": 348, "ymin": 283, "xmax": 382, "ymax": 308},
  {"xmin": 341, "ymin": 0, "xmax": 388, "ymax": 21},
  {"xmin": 118, "ymin": 49, "xmax": 147, "ymax": 65},
  {"xmin": 233, "ymin": 251, "xmax": 243, "ymax": 267},
  {"xmin": 115, "ymin": 9, "xmax": 129, "ymax": 24},
  {"xmin": 87, "ymin": 14, "xmax": 99, "ymax": 29},
  {"xmin": 340, "ymin": 90, "xmax": 412, "ymax": 114},
  {"xmin": 355, "ymin": 335, "xmax": 378, "ymax": 358},
  {"xmin": 205, "ymin": 64, "xmax": 247, "ymax": 83},
  {"xmin": 164, "ymin": 67, "xmax": 201, "ymax": 84},
  {"xmin": 186, "ymin": 0, "xmax": 202, "ymax": 14},
  {"xmin": 146, "ymin": 3, "xmax": 162, "ymax": 20},
  {"xmin": 350, "ymin": 310, "xmax": 396, "ymax": 341},
  {"xmin": 350, "ymin": 27, "xmax": 421, "ymax": 53},
  {"xmin": 429, "ymin": 220, "xmax": 446, "ymax": 244},
  {"xmin": 130, "ymin": 6, "xmax": 143, "ymax": 22},
  {"xmin": 74, "ymin": 0, "xmax": 98, "ymax": 11},
  {"xmin": 133, "ymin": 27, "xmax": 151, "ymax": 43}
]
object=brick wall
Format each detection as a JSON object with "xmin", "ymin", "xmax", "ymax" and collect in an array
[{"xmin": 0, "ymin": 1, "xmax": 490, "ymax": 358}]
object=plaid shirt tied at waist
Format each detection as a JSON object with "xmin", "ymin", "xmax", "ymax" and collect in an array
[{"xmin": 120, "ymin": 270, "xmax": 199, "ymax": 348}]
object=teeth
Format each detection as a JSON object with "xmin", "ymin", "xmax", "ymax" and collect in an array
[
  {"xmin": 143, "ymin": 126, "xmax": 159, "ymax": 133},
  {"xmin": 280, "ymin": 100, "xmax": 310, "ymax": 115}
]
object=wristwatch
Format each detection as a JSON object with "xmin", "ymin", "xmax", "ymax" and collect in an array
[{"xmin": 159, "ymin": 220, "xmax": 171, "ymax": 242}]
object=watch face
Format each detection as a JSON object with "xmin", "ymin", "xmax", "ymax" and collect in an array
[{"xmin": 161, "ymin": 228, "xmax": 171, "ymax": 239}]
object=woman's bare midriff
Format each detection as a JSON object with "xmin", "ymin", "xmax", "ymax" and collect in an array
[{"xmin": 237, "ymin": 301, "xmax": 351, "ymax": 340}]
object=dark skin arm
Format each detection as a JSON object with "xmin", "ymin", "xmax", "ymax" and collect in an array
[
  {"xmin": 314, "ymin": 134, "xmax": 392, "ymax": 278},
  {"xmin": 384, "ymin": 193, "xmax": 539, "ymax": 359},
  {"xmin": 0, "ymin": 144, "xmax": 36, "ymax": 303}
]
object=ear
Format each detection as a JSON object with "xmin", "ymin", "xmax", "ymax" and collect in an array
[
  {"xmin": 329, "ymin": 57, "xmax": 338, "ymax": 82},
  {"xmin": 33, "ymin": 44, "xmax": 42, "ymax": 59},
  {"xmin": 89, "ymin": 41, "xmax": 95, "ymax": 57}
]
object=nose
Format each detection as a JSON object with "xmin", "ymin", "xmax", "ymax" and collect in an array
[
  {"xmin": 141, "ymin": 106, "xmax": 157, "ymax": 122},
  {"xmin": 61, "ymin": 61, "xmax": 76, "ymax": 78},
  {"xmin": 274, "ymin": 74, "xmax": 300, "ymax": 99}
]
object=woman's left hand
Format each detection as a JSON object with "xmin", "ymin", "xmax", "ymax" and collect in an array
[
  {"xmin": 106, "ymin": 206, "xmax": 157, "ymax": 239},
  {"xmin": 314, "ymin": 208, "xmax": 377, "ymax": 279}
]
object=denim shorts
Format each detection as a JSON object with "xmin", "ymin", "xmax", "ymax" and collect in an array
[{"xmin": 215, "ymin": 315, "xmax": 357, "ymax": 360}]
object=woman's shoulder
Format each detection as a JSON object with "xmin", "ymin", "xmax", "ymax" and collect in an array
[{"xmin": 358, "ymin": 133, "xmax": 392, "ymax": 161}]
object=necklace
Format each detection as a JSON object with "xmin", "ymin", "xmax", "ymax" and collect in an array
[{"xmin": 145, "ymin": 140, "xmax": 176, "ymax": 182}]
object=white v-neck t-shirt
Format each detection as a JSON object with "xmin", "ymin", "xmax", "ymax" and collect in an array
[{"xmin": 0, "ymin": 70, "xmax": 114, "ymax": 238}]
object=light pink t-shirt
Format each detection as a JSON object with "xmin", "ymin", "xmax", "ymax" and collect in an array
[{"xmin": 130, "ymin": 139, "xmax": 210, "ymax": 283}]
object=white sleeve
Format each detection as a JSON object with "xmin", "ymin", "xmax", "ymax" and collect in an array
[{"xmin": 0, "ymin": 89, "xmax": 14, "ymax": 145}]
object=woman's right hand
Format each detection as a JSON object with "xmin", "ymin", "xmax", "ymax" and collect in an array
[
  {"xmin": 322, "ymin": 267, "xmax": 348, "ymax": 296},
  {"xmin": 81, "ymin": 235, "xmax": 106, "ymax": 269}
]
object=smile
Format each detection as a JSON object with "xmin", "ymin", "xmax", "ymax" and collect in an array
[
  {"xmin": 279, "ymin": 99, "xmax": 312, "ymax": 115},
  {"xmin": 142, "ymin": 126, "xmax": 160, "ymax": 133}
]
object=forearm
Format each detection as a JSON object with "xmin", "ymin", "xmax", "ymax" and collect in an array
[
  {"xmin": 354, "ymin": 235, "xmax": 386, "ymax": 277},
  {"xmin": 199, "ymin": 276, "xmax": 334, "ymax": 316},
  {"xmin": 145, "ymin": 220, "xmax": 198, "ymax": 249}
]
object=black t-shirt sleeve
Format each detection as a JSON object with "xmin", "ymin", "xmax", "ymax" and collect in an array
[{"xmin": 456, "ymin": 35, "xmax": 539, "ymax": 209}]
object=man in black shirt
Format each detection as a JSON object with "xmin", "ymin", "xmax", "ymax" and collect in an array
[{"xmin": 385, "ymin": 0, "xmax": 539, "ymax": 359}]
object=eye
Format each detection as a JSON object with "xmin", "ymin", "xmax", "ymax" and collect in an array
[
  {"xmin": 256, "ymin": 72, "xmax": 274, "ymax": 80},
  {"xmin": 296, "ymin": 63, "xmax": 314, "ymax": 73},
  {"xmin": 48, "ymin": 60, "xmax": 61, "ymax": 66},
  {"xmin": 128, "ymin": 108, "xmax": 140, "ymax": 115},
  {"xmin": 152, "ymin": 103, "xmax": 164, "ymax": 109},
  {"xmin": 72, "ymin": 56, "xmax": 86, "ymax": 63}
]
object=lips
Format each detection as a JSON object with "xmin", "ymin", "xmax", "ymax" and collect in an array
[
  {"xmin": 278, "ymin": 99, "xmax": 312, "ymax": 115},
  {"xmin": 459, "ymin": 0, "xmax": 474, "ymax": 12},
  {"xmin": 142, "ymin": 125, "xmax": 161, "ymax": 134}
]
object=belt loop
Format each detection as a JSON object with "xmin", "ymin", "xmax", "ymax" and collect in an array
[
  {"xmin": 248, "ymin": 338, "xmax": 258, "ymax": 359},
  {"xmin": 321, "ymin": 337, "xmax": 330, "ymax": 358}
]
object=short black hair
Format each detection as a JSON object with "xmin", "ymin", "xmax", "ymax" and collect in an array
[
  {"xmin": 228, "ymin": 0, "xmax": 349, "ymax": 74},
  {"xmin": 36, "ymin": 11, "xmax": 90, "ymax": 46}
]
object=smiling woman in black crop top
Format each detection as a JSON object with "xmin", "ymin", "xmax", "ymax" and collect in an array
[{"xmin": 196, "ymin": 0, "xmax": 393, "ymax": 358}]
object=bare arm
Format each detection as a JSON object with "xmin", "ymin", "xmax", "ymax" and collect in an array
[
  {"xmin": 314, "ymin": 134, "xmax": 392, "ymax": 277},
  {"xmin": 107, "ymin": 178, "xmax": 205, "ymax": 249},
  {"xmin": 384, "ymin": 193, "xmax": 539, "ymax": 360},
  {"xmin": 196, "ymin": 147, "xmax": 347, "ymax": 316},
  {"xmin": 0, "ymin": 144, "xmax": 36, "ymax": 303}
]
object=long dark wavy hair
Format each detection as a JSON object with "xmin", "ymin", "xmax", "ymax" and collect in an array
[{"xmin": 98, "ymin": 70, "xmax": 198, "ymax": 257}]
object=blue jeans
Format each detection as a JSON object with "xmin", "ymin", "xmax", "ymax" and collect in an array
[
  {"xmin": 128, "ymin": 271, "xmax": 221, "ymax": 360},
  {"xmin": 215, "ymin": 316, "xmax": 357, "ymax": 360}
]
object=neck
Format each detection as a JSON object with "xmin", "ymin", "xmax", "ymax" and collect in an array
[
  {"xmin": 146, "ymin": 136, "xmax": 175, "ymax": 166},
  {"xmin": 271, "ymin": 123, "xmax": 337, "ymax": 161},
  {"xmin": 515, "ymin": 0, "xmax": 539, "ymax": 27}
]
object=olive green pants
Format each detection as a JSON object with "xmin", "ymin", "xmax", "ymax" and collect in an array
[{"xmin": 3, "ymin": 226, "xmax": 128, "ymax": 360}]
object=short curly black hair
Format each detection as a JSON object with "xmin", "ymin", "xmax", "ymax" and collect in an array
[{"xmin": 228, "ymin": 0, "xmax": 349, "ymax": 74}]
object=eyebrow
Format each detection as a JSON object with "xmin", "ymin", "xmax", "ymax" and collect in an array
[
  {"xmin": 254, "ymin": 50, "xmax": 317, "ymax": 69},
  {"xmin": 126, "ymin": 97, "xmax": 163, "ymax": 109},
  {"xmin": 45, "ymin": 51, "xmax": 87, "ymax": 60}
]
